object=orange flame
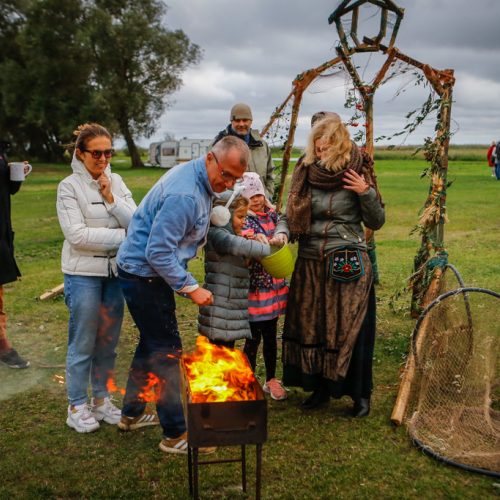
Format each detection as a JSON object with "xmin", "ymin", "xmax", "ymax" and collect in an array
[
  {"xmin": 137, "ymin": 372, "xmax": 164, "ymax": 403},
  {"xmin": 107, "ymin": 372, "xmax": 162, "ymax": 403},
  {"xmin": 182, "ymin": 336, "xmax": 257, "ymax": 403},
  {"xmin": 106, "ymin": 377, "xmax": 126, "ymax": 396}
]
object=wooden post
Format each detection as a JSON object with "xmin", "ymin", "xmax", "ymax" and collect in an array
[
  {"xmin": 260, "ymin": 88, "xmax": 294, "ymax": 138},
  {"xmin": 391, "ymin": 267, "xmax": 443, "ymax": 425},
  {"xmin": 410, "ymin": 71, "xmax": 454, "ymax": 314},
  {"xmin": 276, "ymin": 88, "xmax": 304, "ymax": 212},
  {"xmin": 363, "ymin": 93, "xmax": 374, "ymax": 157},
  {"xmin": 361, "ymin": 92, "xmax": 379, "ymax": 280}
]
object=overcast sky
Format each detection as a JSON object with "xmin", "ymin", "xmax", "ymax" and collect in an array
[{"xmin": 145, "ymin": 0, "xmax": 500, "ymax": 147}]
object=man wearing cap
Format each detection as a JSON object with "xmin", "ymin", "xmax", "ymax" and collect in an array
[{"xmin": 213, "ymin": 103, "xmax": 275, "ymax": 200}]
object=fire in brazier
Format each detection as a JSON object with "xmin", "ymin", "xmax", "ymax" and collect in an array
[{"xmin": 182, "ymin": 336, "xmax": 258, "ymax": 403}]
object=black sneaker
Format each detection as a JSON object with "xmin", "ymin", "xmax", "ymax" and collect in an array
[{"xmin": 0, "ymin": 348, "xmax": 30, "ymax": 369}]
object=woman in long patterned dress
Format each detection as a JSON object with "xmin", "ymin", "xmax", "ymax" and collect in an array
[{"xmin": 271, "ymin": 115, "xmax": 385, "ymax": 417}]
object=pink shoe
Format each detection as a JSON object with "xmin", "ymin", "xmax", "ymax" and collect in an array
[{"xmin": 263, "ymin": 378, "xmax": 287, "ymax": 401}]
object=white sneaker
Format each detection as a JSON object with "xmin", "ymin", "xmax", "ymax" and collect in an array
[
  {"xmin": 91, "ymin": 397, "xmax": 122, "ymax": 425},
  {"xmin": 66, "ymin": 404, "xmax": 100, "ymax": 433}
]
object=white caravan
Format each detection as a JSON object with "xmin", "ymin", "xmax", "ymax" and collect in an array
[{"xmin": 148, "ymin": 138, "xmax": 212, "ymax": 168}]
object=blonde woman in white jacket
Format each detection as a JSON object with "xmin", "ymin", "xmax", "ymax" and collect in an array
[{"xmin": 57, "ymin": 123, "xmax": 137, "ymax": 433}]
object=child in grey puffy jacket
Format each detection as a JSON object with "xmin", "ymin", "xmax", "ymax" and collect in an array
[{"xmin": 198, "ymin": 196, "xmax": 271, "ymax": 347}]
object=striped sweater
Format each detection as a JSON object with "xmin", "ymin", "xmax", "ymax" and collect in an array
[{"xmin": 243, "ymin": 207, "xmax": 288, "ymax": 322}]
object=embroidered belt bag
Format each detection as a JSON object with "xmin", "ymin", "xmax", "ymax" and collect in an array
[{"xmin": 327, "ymin": 247, "xmax": 365, "ymax": 282}]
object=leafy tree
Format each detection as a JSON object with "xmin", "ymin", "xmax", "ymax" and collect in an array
[
  {"xmin": 86, "ymin": 0, "xmax": 201, "ymax": 167},
  {"xmin": 0, "ymin": 0, "xmax": 199, "ymax": 163},
  {"xmin": 0, "ymin": 0, "xmax": 102, "ymax": 160},
  {"xmin": 0, "ymin": 0, "xmax": 29, "ymax": 150},
  {"xmin": 0, "ymin": 1, "xmax": 27, "ymax": 58}
]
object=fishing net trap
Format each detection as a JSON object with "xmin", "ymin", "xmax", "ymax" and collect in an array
[{"xmin": 402, "ymin": 265, "xmax": 499, "ymax": 477}]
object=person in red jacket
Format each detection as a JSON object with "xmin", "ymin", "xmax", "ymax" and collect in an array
[{"xmin": 487, "ymin": 141, "xmax": 496, "ymax": 177}]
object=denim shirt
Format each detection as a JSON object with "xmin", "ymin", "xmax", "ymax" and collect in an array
[{"xmin": 117, "ymin": 156, "xmax": 214, "ymax": 291}]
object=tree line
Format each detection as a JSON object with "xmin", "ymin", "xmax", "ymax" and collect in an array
[{"xmin": 0, "ymin": 0, "xmax": 201, "ymax": 167}]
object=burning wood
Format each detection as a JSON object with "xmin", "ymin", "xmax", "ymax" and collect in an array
[
  {"xmin": 182, "ymin": 336, "xmax": 258, "ymax": 403},
  {"xmin": 106, "ymin": 337, "xmax": 258, "ymax": 405}
]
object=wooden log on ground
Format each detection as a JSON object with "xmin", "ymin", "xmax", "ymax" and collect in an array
[{"xmin": 39, "ymin": 283, "xmax": 64, "ymax": 301}]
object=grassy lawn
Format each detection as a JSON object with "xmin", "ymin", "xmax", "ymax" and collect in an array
[{"xmin": 1, "ymin": 153, "xmax": 499, "ymax": 499}]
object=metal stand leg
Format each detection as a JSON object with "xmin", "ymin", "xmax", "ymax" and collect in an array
[
  {"xmin": 256, "ymin": 444, "xmax": 262, "ymax": 500},
  {"xmin": 193, "ymin": 447, "xmax": 199, "ymax": 500},
  {"xmin": 241, "ymin": 445, "xmax": 247, "ymax": 493},
  {"xmin": 186, "ymin": 444, "xmax": 262, "ymax": 498},
  {"xmin": 188, "ymin": 447, "xmax": 193, "ymax": 495}
]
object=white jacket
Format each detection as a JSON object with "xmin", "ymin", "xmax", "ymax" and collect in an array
[{"xmin": 56, "ymin": 154, "xmax": 137, "ymax": 277}]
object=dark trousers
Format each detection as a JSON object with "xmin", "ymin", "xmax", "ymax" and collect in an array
[
  {"xmin": 243, "ymin": 317, "xmax": 279, "ymax": 381},
  {"xmin": 118, "ymin": 267, "xmax": 185, "ymax": 438},
  {"xmin": 209, "ymin": 338, "xmax": 235, "ymax": 349},
  {"xmin": 0, "ymin": 285, "xmax": 10, "ymax": 352}
]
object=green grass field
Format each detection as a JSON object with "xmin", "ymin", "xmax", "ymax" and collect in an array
[{"xmin": 1, "ymin": 154, "xmax": 499, "ymax": 499}]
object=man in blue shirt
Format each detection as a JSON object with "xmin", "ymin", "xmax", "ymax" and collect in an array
[{"xmin": 116, "ymin": 136, "xmax": 249, "ymax": 454}]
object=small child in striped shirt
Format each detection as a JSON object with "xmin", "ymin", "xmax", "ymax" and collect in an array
[{"xmin": 241, "ymin": 173, "xmax": 289, "ymax": 400}]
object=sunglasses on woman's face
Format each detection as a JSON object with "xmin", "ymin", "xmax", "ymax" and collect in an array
[{"xmin": 81, "ymin": 148, "xmax": 115, "ymax": 160}]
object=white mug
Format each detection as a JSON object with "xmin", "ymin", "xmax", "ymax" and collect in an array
[{"xmin": 9, "ymin": 162, "xmax": 32, "ymax": 181}]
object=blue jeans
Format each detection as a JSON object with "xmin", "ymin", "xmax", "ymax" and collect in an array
[
  {"xmin": 64, "ymin": 274, "xmax": 124, "ymax": 406},
  {"xmin": 118, "ymin": 267, "xmax": 185, "ymax": 438},
  {"xmin": 495, "ymin": 162, "xmax": 500, "ymax": 180}
]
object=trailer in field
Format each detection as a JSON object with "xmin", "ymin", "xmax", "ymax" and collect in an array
[{"xmin": 148, "ymin": 138, "xmax": 212, "ymax": 168}]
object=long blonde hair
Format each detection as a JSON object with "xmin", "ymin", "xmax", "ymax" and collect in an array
[{"xmin": 303, "ymin": 116, "xmax": 352, "ymax": 172}]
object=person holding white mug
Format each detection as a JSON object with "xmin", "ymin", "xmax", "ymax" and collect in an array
[
  {"xmin": 9, "ymin": 162, "xmax": 32, "ymax": 182},
  {"xmin": 0, "ymin": 141, "xmax": 31, "ymax": 369}
]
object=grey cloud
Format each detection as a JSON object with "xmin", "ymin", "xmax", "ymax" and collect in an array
[
  {"xmin": 143, "ymin": 0, "xmax": 500, "ymax": 147},
  {"xmin": 397, "ymin": 0, "xmax": 500, "ymax": 51}
]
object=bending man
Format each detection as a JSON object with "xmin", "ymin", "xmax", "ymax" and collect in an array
[{"xmin": 116, "ymin": 136, "xmax": 249, "ymax": 454}]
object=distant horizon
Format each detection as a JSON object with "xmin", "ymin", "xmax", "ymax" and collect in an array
[{"xmin": 127, "ymin": 137, "xmax": 493, "ymax": 150}]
